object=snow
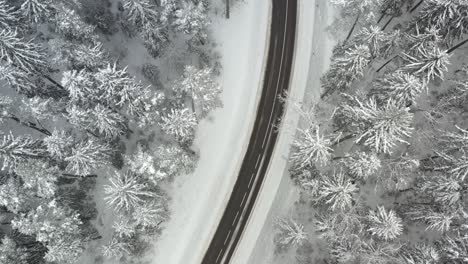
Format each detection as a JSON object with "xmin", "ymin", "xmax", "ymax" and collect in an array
[{"xmin": 146, "ymin": 0, "xmax": 271, "ymax": 263}]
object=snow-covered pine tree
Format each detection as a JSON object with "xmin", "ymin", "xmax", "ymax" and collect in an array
[
  {"xmin": 173, "ymin": 65, "xmax": 222, "ymax": 119},
  {"xmin": 112, "ymin": 216, "xmax": 136, "ymax": 238},
  {"xmin": 330, "ymin": 0, "xmax": 384, "ymax": 22},
  {"xmin": 404, "ymin": 26, "xmax": 442, "ymax": 52},
  {"xmin": 369, "ymin": 71, "xmax": 424, "ymax": 107},
  {"xmin": 0, "ymin": 177, "xmax": 34, "ymax": 214},
  {"xmin": 316, "ymin": 170, "xmax": 359, "ymax": 211},
  {"xmin": 417, "ymin": 0, "xmax": 468, "ymax": 43},
  {"xmin": 0, "ymin": 1, "xmax": 18, "ymax": 29},
  {"xmin": 101, "ymin": 236, "xmax": 131, "ymax": 259},
  {"xmin": 337, "ymin": 94, "xmax": 414, "ymax": 154},
  {"xmin": 19, "ymin": 0, "xmax": 52, "ymax": 23},
  {"xmin": 11, "ymin": 200, "xmax": 82, "ymax": 244},
  {"xmin": 420, "ymin": 174, "xmax": 462, "ymax": 205},
  {"xmin": 61, "ymin": 69, "xmax": 94, "ymax": 103},
  {"xmin": 0, "ymin": 133, "xmax": 46, "ymax": 172},
  {"xmin": 357, "ymin": 26, "xmax": 386, "ymax": 57},
  {"xmin": 132, "ymin": 200, "xmax": 168, "ymax": 229},
  {"xmin": 104, "ymin": 170, "xmax": 157, "ymax": 212},
  {"xmin": 154, "ymin": 142, "xmax": 198, "ymax": 181},
  {"xmin": 160, "ymin": 107, "xmax": 197, "ymax": 144},
  {"xmin": 290, "ymin": 125, "xmax": 333, "ymax": 169},
  {"xmin": 399, "ymin": 243, "xmax": 440, "ymax": 264},
  {"xmin": 43, "ymin": 129, "xmax": 73, "ymax": 159},
  {"xmin": 122, "ymin": 0, "xmax": 159, "ymax": 27},
  {"xmin": 402, "ymin": 46, "xmax": 451, "ymax": 81},
  {"xmin": 343, "ymin": 151, "xmax": 381, "ymax": 179},
  {"xmin": 321, "ymin": 44, "xmax": 371, "ymax": 97},
  {"xmin": 0, "ymin": 236, "xmax": 30, "ymax": 264},
  {"xmin": 275, "ymin": 218, "xmax": 307, "ymax": 248},
  {"xmin": 64, "ymin": 139, "xmax": 111, "ymax": 176},
  {"xmin": 53, "ymin": 5, "xmax": 96, "ymax": 43},
  {"xmin": 0, "ymin": 64, "xmax": 37, "ymax": 96},
  {"xmin": 406, "ymin": 206, "xmax": 455, "ymax": 233},
  {"xmin": 44, "ymin": 237, "xmax": 84, "ymax": 264},
  {"xmin": 0, "ymin": 29, "xmax": 46, "ymax": 73},
  {"xmin": 90, "ymin": 104, "xmax": 127, "ymax": 139},
  {"xmin": 367, "ymin": 206, "xmax": 403, "ymax": 240},
  {"xmin": 172, "ymin": 1, "xmax": 209, "ymax": 35},
  {"xmin": 14, "ymin": 160, "xmax": 58, "ymax": 199},
  {"xmin": 438, "ymin": 234, "xmax": 468, "ymax": 263},
  {"xmin": 49, "ymin": 39, "xmax": 108, "ymax": 70}
]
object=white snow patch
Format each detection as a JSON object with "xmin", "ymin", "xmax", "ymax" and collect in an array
[{"xmin": 147, "ymin": 0, "xmax": 271, "ymax": 263}]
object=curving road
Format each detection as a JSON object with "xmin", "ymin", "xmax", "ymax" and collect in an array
[{"xmin": 201, "ymin": 0, "xmax": 297, "ymax": 263}]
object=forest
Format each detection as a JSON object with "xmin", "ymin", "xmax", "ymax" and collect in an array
[
  {"xmin": 0, "ymin": 0, "xmax": 222, "ymax": 263},
  {"xmin": 275, "ymin": 0, "xmax": 468, "ymax": 263}
]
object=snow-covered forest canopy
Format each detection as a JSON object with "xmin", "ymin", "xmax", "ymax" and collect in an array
[
  {"xmin": 275, "ymin": 0, "xmax": 468, "ymax": 263},
  {"xmin": 0, "ymin": 0, "xmax": 222, "ymax": 263}
]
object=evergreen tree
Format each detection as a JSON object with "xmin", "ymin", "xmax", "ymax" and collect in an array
[
  {"xmin": 43, "ymin": 129, "xmax": 73, "ymax": 159},
  {"xmin": 0, "ymin": 65, "xmax": 36, "ymax": 96},
  {"xmin": 316, "ymin": 171, "xmax": 359, "ymax": 211},
  {"xmin": 154, "ymin": 142, "xmax": 198, "ymax": 181},
  {"xmin": 172, "ymin": 1, "xmax": 209, "ymax": 35},
  {"xmin": 104, "ymin": 170, "xmax": 157, "ymax": 212},
  {"xmin": 369, "ymin": 72, "xmax": 424, "ymax": 107},
  {"xmin": 420, "ymin": 174, "xmax": 462, "ymax": 205},
  {"xmin": 338, "ymin": 95, "xmax": 414, "ymax": 154},
  {"xmin": 290, "ymin": 125, "xmax": 333, "ymax": 168},
  {"xmin": 53, "ymin": 5, "xmax": 96, "ymax": 43},
  {"xmin": 0, "ymin": 133, "xmax": 46, "ymax": 172},
  {"xmin": 438, "ymin": 234, "xmax": 468, "ymax": 263},
  {"xmin": 132, "ymin": 200, "xmax": 167, "ymax": 229},
  {"xmin": 91, "ymin": 104, "xmax": 127, "ymax": 139},
  {"xmin": 275, "ymin": 218, "xmax": 308, "ymax": 248},
  {"xmin": 173, "ymin": 65, "xmax": 222, "ymax": 118},
  {"xmin": 64, "ymin": 139, "xmax": 111, "ymax": 176},
  {"xmin": 0, "ymin": 236, "xmax": 30, "ymax": 264},
  {"xmin": 20, "ymin": 0, "xmax": 52, "ymax": 23},
  {"xmin": 400, "ymin": 243, "xmax": 440, "ymax": 264},
  {"xmin": 101, "ymin": 236, "xmax": 131, "ymax": 259},
  {"xmin": 0, "ymin": 29, "xmax": 46, "ymax": 73},
  {"xmin": 343, "ymin": 151, "xmax": 381, "ymax": 180},
  {"xmin": 14, "ymin": 160, "xmax": 59, "ymax": 199},
  {"xmin": 122, "ymin": 0, "xmax": 159, "ymax": 27},
  {"xmin": 402, "ymin": 46, "xmax": 451, "ymax": 81},
  {"xmin": 357, "ymin": 26, "xmax": 386, "ymax": 57},
  {"xmin": 0, "ymin": 1, "xmax": 18, "ymax": 29},
  {"xmin": 0, "ymin": 177, "xmax": 34, "ymax": 214},
  {"xmin": 44, "ymin": 237, "xmax": 84, "ymax": 264},
  {"xmin": 367, "ymin": 206, "xmax": 403, "ymax": 240},
  {"xmin": 160, "ymin": 108, "xmax": 197, "ymax": 143}
]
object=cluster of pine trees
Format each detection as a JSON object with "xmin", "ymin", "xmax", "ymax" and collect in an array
[
  {"xmin": 0, "ymin": 0, "xmax": 221, "ymax": 263},
  {"xmin": 277, "ymin": 0, "xmax": 468, "ymax": 263}
]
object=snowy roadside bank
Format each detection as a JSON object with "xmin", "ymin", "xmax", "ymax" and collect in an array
[
  {"xmin": 229, "ymin": 1, "xmax": 336, "ymax": 263},
  {"xmin": 147, "ymin": 1, "xmax": 271, "ymax": 263}
]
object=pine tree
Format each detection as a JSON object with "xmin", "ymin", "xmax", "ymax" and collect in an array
[
  {"xmin": 160, "ymin": 108, "xmax": 197, "ymax": 143},
  {"xmin": 132, "ymin": 200, "xmax": 167, "ymax": 229},
  {"xmin": 0, "ymin": 29, "xmax": 47, "ymax": 73},
  {"xmin": 14, "ymin": 160, "xmax": 58, "ymax": 199},
  {"xmin": 367, "ymin": 206, "xmax": 403, "ymax": 240},
  {"xmin": 400, "ymin": 243, "xmax": 440, "ymax": 264},
  {"xmin": 12, "ymin": 200, "xmax": 82, "ymax": 244},
  {"xmin": 173, "ymin": 65, "xmax": 222, "ymax": 118},
  {"xmin": 64, "ymin": 139, "xmax": 111, "ymax": 176},
  {"xmin": 338, "ymin": 95, "xmax": 414, "ymax": 154},
  {"xmin": 402, "ymin": 46, "xmax": 451, "ymax": 81},
  {"xmin": 0, "ymin": 65, "xmax": 36, "ymax": 96},
  {"xmin": 122, "ymin": 0, "xmax": 159, "ymax": 27},
  {"xmin": 172, "ymin": 1, "xmax": 209, "ymax": 35},
  {"xmin": 104, "ymin": 170, "xmax": 157, "ymax": 212},
  {"xmin": 0, "ymin": 1, "xmax": 18, "ymax": 29},
  {"xmin": 0, "ymin": 177, "xmax": 33, "ymax": 214},
  {"xmin": 358, "ymin": 26, "xmax": 386, "ymax": 57},
  {"xmin": 0, "ymin": 236, "xmax": 30, "ymax": 264},
  {"xmin": 90, "ymin": 104, "xmax": 127, "ymax": 139},
  {"xmin": 20, "ymin": 0, "xmax": 52, "ymax": 23},
  {"xmin": 404, "ymin": 26, "xmax": 442, "ymax": 52},
  {"xmin": 317, "ymin": 171, "xmax": 359, "ymax": 211},
  {"xmin": 112, "ymin": 216, "xmax": 136, "ymax": 238},
  {"xmin": 125, "ymin": 144, "xmax": 156, "ymax": 179},
  {"xmin": 343, "ymin": 151, "xmax": 381, "ymax": 179},
  {"xmin": 438, "ymin": 234, "xmax": 468, "ymax": 263},
  {"xmin": 370, "ymin": 72, "xmax": 424, "ymax": 107},
  {"xmin": 275, "ymin": 218, "xmax": 308, "ymax": 247},
  {"xmin": 53, "ymin": 5, "xmax": 96, "ymax": 43},
  {"xmin": 61, "ymin": 69, "xmax": 94, "ymax": 103},
  {"xmin": 418, "ymin": 0, "xmax": 468, "ymax": 42},
  {"xmin": 44, "ymin": 237, "xmax": 84, "ymax": 264},
  {"xmin": 420, "ymin": 174, "xmax": 462, "ymax": 205},
  {"xmin": 407, "ymin": 206, "xmax": 455, "ymax": 233},
  {"xmin": 43, "ymin": 129, "xmax": 73, "ymax": 159},
  {"xmin": 0, "ymin": 133, "xmax": 46, "ymax": 172},
  {"xmin": 154, "ymin": 143, "xmax": 198, "ymax": 181},
  {"xmin": 290, "ymin": 125, "xmax": 333, "ymax": 169},
  {"xmin": 101, "ymin": 236, "xmax": 131, "ymax": 259}
]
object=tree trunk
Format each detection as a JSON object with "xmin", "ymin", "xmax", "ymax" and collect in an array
[
  {"xmin": 446, "ymin": 38, "xmax": 468, "ymax": 54},
  {"xmin": 409, "ymin": 0, "xmax": 424, "ymax": 13},
  {"xmin": 345, "ymin": 12, "xmax": 361, "ymax": 42},
  {"xmin": 61, "ymin": 173, "xmax": 98, "ymax": 178},
  {"xmin": 8, "ymin": 115, "xmax": 52, "ymax": 136},
  {"xmin": 377, "ymin": 13, "xmax": 386, "ymax": 24},
  {"xmin": 382, "ymin": 16, "xmax": 394, "ymax": 30},
  {"xmin": 41, "ymin": 74, "xmax": 66, "ymax": 91},
  {"xmin": 226, "ymin": 0, "xmax": 230, "ymax": 19},
  {"xmin": 331, "ymin": 134, "xmax": 354, "ymax": 147},
  {"xmin": 376, "ymin": 54, "xmax": 399, "ymax": 73}
]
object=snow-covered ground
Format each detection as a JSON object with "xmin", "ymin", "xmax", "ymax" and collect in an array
[
  {"xmin": 232, "ymin": 1, "xmax": 337, "ymax": 263},
  {"xmin": 147, "ymin": 1, "xmax": 271, "ymax": 263}
]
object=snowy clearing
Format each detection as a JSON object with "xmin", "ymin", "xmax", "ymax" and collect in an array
[{"xmin": 147, "ymin": 0, "xmax": 271, "ymax": 263}]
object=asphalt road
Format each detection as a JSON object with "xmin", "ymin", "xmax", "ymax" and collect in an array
[{"xmin": 201, "ymin": 0, "xmax": 297, "ymax": 263}]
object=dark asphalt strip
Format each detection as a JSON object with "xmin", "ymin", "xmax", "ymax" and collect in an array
[{"xmin": 201, "ymin": 0, "xmax": 298, "ymax": 263}]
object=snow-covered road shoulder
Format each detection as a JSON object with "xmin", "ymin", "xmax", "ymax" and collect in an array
[{"xmin": 148, "ymin": 1, "xmax": 270, "ymax": 263}]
